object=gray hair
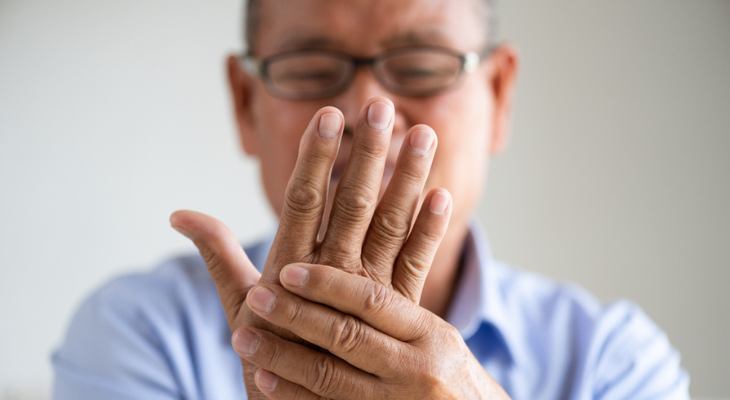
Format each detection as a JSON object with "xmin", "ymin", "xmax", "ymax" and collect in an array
[{"xmin": 243, "ymin": 0, "xmax": 497, "ymax": 55}]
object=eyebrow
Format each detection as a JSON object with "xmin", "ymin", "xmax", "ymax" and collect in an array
[
  {"xmin": 276, "ymin": 27, "xmax": 454, "ymax": 53},
  {"xmin": 277, "ymin": 37, "xmax": 343, "ymax": 52}
]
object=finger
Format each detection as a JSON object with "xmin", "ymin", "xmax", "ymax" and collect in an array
[
  {"xmin": 361, "ymin": 125, "xmax": 437, "ymax": 285},
  {"xmin": 233, "ymin": 328, "xmax": 380, "ymax": 399},
  {"xmin": 267, "ymin": 107, "xmax": 344, "ymax": 281},
  {"xmin": 319, "ymin": 98, "xmax": 394, "ymax": 268},
  {"xmin": 171, "ymin": 211, "xmax": 283, "ymax": 399},
  {"xmin": 245, "ymin": 283, "xmax": 402, "ymax": 375},
  {"xmin": 254, "ymin": 370, "xmax": 319, "ymax": 400},
  {"xmin": 392, "ymin": 188, "xmax": 452, "ymax": 302},
  {"xmin": 279, "ymin": 263, "xmax": 432, "ymax": 343},
  {"xmin": 169, "ymin": 210, "xmax": 261, "ymax": 325}
]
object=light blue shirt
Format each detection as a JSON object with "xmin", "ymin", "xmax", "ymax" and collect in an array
[{"xmin": 52, "ymin": 222, "xmax": 690, "ymax": 399}]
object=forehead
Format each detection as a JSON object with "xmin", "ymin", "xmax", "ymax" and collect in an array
[{"xmin": 255, "ymin": 0, "xmax": 486, "ymax": 56}]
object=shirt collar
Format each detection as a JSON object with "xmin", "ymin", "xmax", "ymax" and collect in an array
[{"xmin": 445, "ymin": 218, "xmax": 517, "ymax": 365}]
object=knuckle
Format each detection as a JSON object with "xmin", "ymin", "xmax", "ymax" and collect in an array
[
  {"xmin": 282, "ymin": 297, "xmax": 303, "ymax": 327},
  {"xmin": 199, "ymin": 248, "xmax": 224, "ymax": 277},
  {"xmin": 398, "ymin": 163, "xmax": 428, "ymax": 186},
  {"xmin": 392, "ymin": 280, "xmax": 416, "ymax": 302},
  {"xmin": 416, "ymin": 226, "xmax": 443, "ymax": 246},
  {"xmin": 442, "ymin": 324, "xmax": 463, "ymax": 345},
  {"xmin": 331, "ymin": 315, "xmax": 365, "ymax": 354},
  {"xmin": 397, "ymin": 254, "xmax": 429, "ymax": 283},
  {"xmin": 400, "ymin": 256, "xmax": 427, "ymax": 277},
  {"xmin": 406, "ymin": 349, "xmax": 451, "ymax": 395},
  {"xmin": 199, "ymin": 252, "xmax": 247, "ymax": 318},
  {"xmin": 284, "ymin": 177, "xmax": 324, "ymax": 215},
  {"xmin": 406, "ymin": 309, "xmax": 435, "ymax": 341},
  {"xmin": 356, "ymin": 137, "xmax": 389, "ymax": 161},
  {"xmin": 318, "ymin": 250, "xmax": 360, "ymax": 275},
  {"xmin": 420, "ymin": 372, "xmax": 448, "ymax": 396},
  {"xmin": 333, "ymin": 184, "xmax": 377, "ymax": 217},
  {"xmin": 393, "ymin": 258, "xmax": 426, "ymax": 301},
  {"xmin": 221, "ymin": 288, "xmax": 247, "ymax": 316},
  {"xmin": 363, "ymin": 281, "xmax": 392, "ymax": 315},
  {"xmin": 264, "ymin": 340, "xmax": 285, "ymax": 370},
  {"xmin": 308, "ymin": 355, "xmax": 339, "ymax": 396},
  {"xmin": 371, "ymin": 208, "xmax": 411, "ymax": 240}
]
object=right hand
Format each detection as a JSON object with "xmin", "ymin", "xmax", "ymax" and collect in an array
[{"xmin": 170, "ymin": 96, "xmax": 452, "ymax": 399}]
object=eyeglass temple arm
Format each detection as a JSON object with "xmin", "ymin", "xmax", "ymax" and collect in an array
[
  {"xmin": 239, "ymin": 55, "xmax": 262, "ymax": 77},
  {"xmin": 463, "ymin": 43, "xmax": 497, "ymax": 73}
]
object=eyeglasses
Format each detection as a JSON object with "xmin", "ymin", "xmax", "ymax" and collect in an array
[{"xmin": 241, "ymin": 46, "xmax": 493, "ymax": 100}]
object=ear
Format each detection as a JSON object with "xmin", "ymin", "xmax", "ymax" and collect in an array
[
  {"xmin": 226, "ymin": 54, "xmax": 259, "ymax": 156},
  {"xmin": 487, "ymin": 45, "xmax": 519, "ymax": 156}
]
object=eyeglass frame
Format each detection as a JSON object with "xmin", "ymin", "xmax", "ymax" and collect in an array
[{"xmin": 239, "ymin": 45, "xmax": 495, "ymax": 100}]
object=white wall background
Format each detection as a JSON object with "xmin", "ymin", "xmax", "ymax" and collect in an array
[{"xmin": 0, "ymin": 0, "xmax": 728, "ymax": 398}]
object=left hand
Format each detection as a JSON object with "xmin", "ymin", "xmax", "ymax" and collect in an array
[{"xmin": 233, "ymin": 262, "xmax": 511, "ymax": 400}]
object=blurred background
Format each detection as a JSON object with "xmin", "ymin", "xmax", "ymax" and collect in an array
[{"xmin": 0, "ymin": 0, "xmax": 728, "ymax": 398}]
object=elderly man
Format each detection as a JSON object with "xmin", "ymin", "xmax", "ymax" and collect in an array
[{"xmin": 52, "ymin": 0, "xmax": 689, "ymax": 399}]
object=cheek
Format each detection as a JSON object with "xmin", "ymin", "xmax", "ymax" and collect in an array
[
  {"xmin": 415, "ymin": 82, "xmax": 492, "ymax": 219},
  {"xmin": 411, "ymin": 74, "xmax": 493, "ymax": 150}
]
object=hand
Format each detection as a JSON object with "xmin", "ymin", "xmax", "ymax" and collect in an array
[
  {"xmin": 234, "ymin": 263, "xmax": 511, "ymax": 399},
  {"xmin": 170, "ymin": 97, "xmax": 451, "ymax": 398}
]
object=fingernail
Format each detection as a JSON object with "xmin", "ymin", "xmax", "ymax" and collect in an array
[
  {"xmin": 248, "ymin": 286, "xmax": 276, "ymax": 314},
  {"xmin": 281, "ymin": 264, "xmax": 309, "ymax": 288},
  {"xmin": 232, "ymin": 328, "xmax": 260, "ymax": 356},
  {"xmin": 256, "ymin": 369, "xmax": 279, "ymax": 391},
  {"xmin": 409, "ymin": 129, "xmax": 435, "ymax": 156},
  {"xmin": 318, "ymin": 112, "xmax": 342, "ymax": 138},
  {"xmin": 429, "ymin": 191, "xmax": 450, "ymax": 215},
  {"xmin": 367, "ymin": 101, "xmax": 393, "ymax": 130}
]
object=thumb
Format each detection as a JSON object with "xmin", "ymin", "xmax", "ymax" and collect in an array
[{"xmin": 170, "ymin": 210, "xmax": 261, "ymax": 325}]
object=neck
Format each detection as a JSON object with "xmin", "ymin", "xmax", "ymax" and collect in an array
[{"xmin": 419, "ymin": 219, "xmax": 470, "ymax": 318}]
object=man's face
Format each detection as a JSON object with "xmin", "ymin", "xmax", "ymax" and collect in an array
[{"xmin": 230, "ymin": 0, "xmax": 517, "ymax": 235}]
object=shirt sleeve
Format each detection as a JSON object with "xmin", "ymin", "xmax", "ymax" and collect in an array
[
  {"xmin": 591, "ymin": 301, "xmax": 690, "ymax": 400},
  {"xmin": 52, "ymin": 275, "xmax": 182, "ymax": 400}
]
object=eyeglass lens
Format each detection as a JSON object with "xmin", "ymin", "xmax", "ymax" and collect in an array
[{"xmin": 264, "ymin": 50, "xmax": 463, "ymax": 99}]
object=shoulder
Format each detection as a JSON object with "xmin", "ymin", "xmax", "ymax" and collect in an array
[
  {"xmin": 489, "ymin": 261, "xmax": 689, "ymax": 399},
  {"xmin": 491, "ymin": 259, "xmax": 661, "ymax": 342},
  {"xmin": 93, "ymin": 253, "xmax": 220, "ymax": 320},
  {"xmin": 488, "ymin": 260, "xmax": 606, "ymax": 334},
  {"xmin": 65, "ymin": 253, "xmax": 222, "ymax": 344},
  {"xmin": 71, "ymin": 233, "xmax": 271, "ymax": 330},
  {"xmin": 52, "ymin": 252, "xmax": 244, "ymax": 399}
]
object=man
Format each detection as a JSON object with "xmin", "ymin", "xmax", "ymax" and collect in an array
[{"xmin": 52, "ymin": 0, "xmax": 689, "ymax": 399}]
